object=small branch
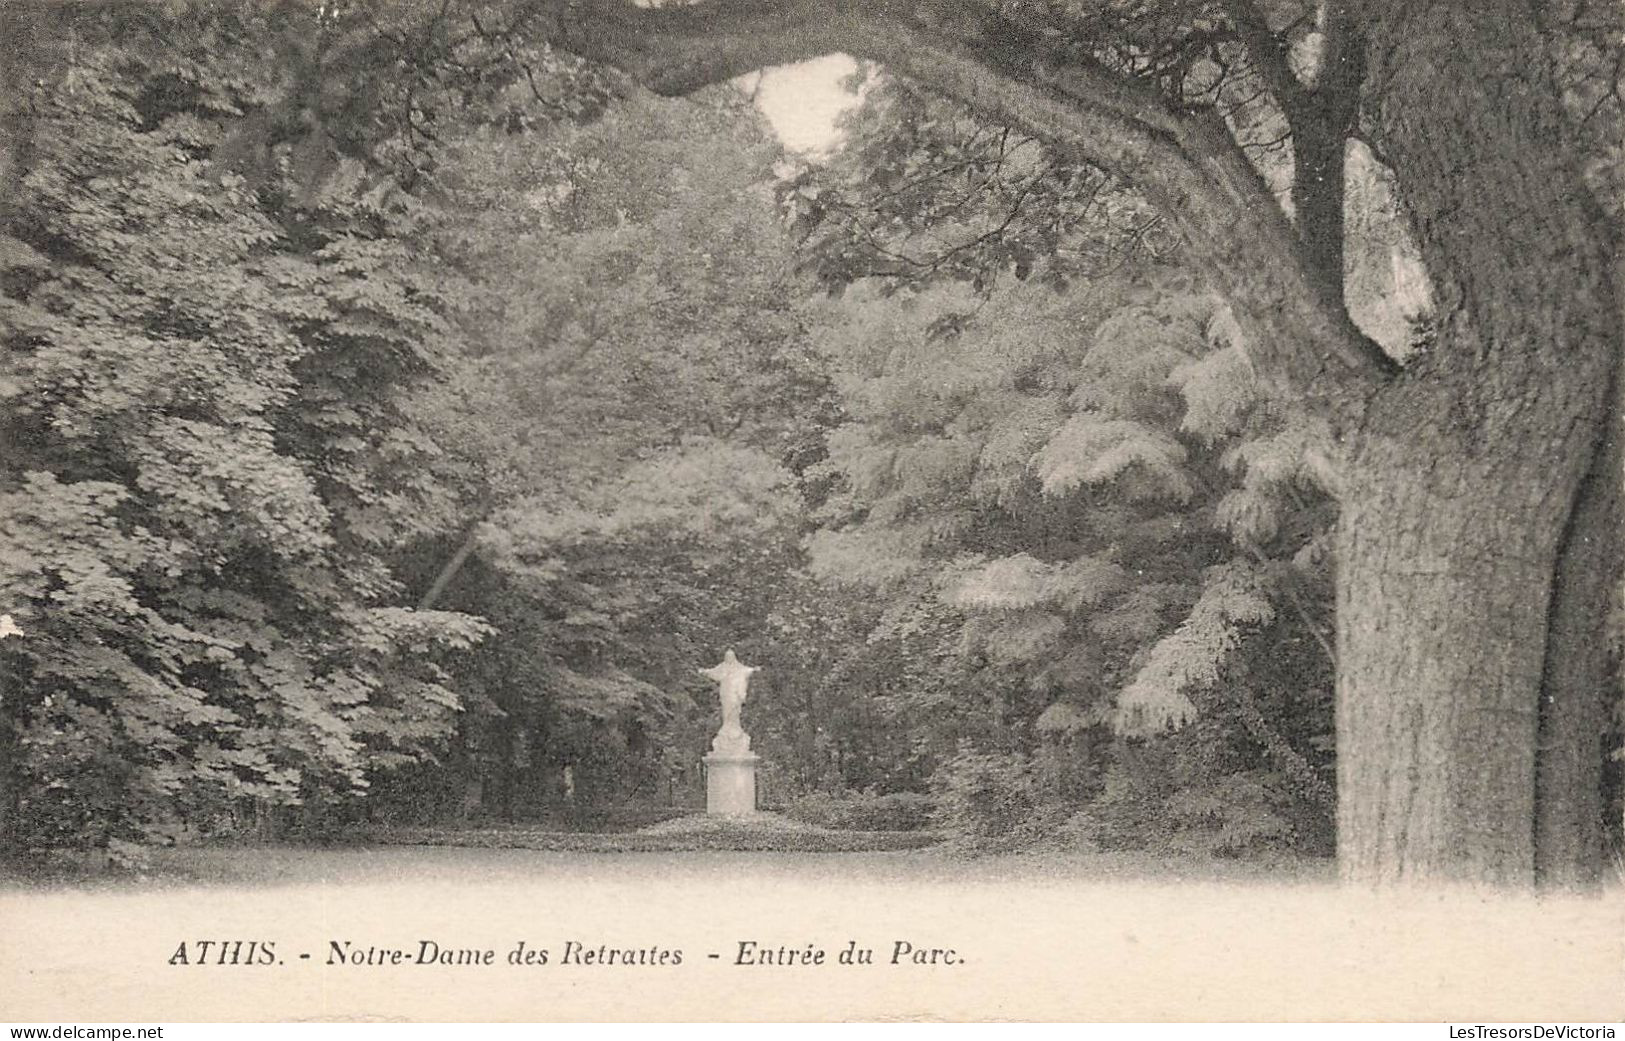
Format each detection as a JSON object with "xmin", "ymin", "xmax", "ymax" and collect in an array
[
  {"xmin": 418, "ymin": 524, "xmax": 484, "ymax": 611},
  {"xmin": 1232, "ymin": 534, "xmax": 1337, "ymax": 669},
  {"xmin": 1223, "ymin": 0, "xmax": 1307, "ymax": 117},
  {"xmin": 1228, "ymin": 680, "xmax": 1336, "ymax": 809}
]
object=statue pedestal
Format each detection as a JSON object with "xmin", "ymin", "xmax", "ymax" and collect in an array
[{"xmin": 703, "ymin": 752, "xmax": 759, "ymax": 816}]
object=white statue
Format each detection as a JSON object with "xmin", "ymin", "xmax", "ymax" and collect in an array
[{"xmin": 700, "ymin": 649, "xmax": 758, "ymax": 755}]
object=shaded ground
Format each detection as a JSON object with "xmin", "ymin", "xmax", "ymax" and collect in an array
[{"xmin": 346, "ymin": 811, "xmax": 943, "ymax": 854}]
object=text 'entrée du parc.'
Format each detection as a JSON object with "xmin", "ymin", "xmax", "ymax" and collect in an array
[{"xmin": 166, "ymin": 939, "xmax": 963, "ymax": 969}]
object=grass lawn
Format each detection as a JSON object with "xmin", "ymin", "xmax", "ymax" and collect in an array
[
  {"xmin": 1, "ymin": 839, "xmax": 1619, "ymax": 1023},
  {"xmin": 347, "ymin": 810, "xmax": 943, "ymax": 853}
]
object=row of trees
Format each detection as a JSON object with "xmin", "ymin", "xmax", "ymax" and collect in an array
[{"xmin": 1, "ymin": 0, "xmax": 1620, "ymax": 885}]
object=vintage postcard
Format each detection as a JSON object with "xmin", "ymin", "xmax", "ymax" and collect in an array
[{"xmin": 1, "ymin": 0, "xmax": 1621, "ymax": 1025}]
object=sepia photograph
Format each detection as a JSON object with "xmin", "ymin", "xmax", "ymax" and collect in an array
[{"xmin": 0, "ymin": 0, "xmax": 1621, "ymax": 1026}]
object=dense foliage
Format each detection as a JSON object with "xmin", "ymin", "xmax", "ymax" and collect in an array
[
  {"xmin": 0, "ymin": 12, "xmax": 491, "ymax": 857},
  {"xmin": 774, "ymin": 78, "xmax": 1344, "ymax": 854},
  {"xmin": 377, "ymin": 88, "xmax": 831, "ymax": 824},
  {"xmin": 2, "ymin": 0, "xmax": 1615, "ymax": 869}
]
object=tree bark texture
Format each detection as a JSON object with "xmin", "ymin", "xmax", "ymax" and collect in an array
[
  {"xmin": 1338, "ymin": 2, "xmax": 1621, "ymax": 885},
  {"xmin": 1534, "ymin": 368, "xmax": 1621, "ymax": 886},
  {"xmin": 1337, "ymin": 375, "xmax": 1612, "ymax": 884}
]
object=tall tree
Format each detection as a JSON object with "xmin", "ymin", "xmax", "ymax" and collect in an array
[
  {"xmin": 0, "ymin": 14, "xmax": 492, "ymax": 856},
  {"xmin": 543, "ymin": 0, "xmax": 1623, "ymax": 885},
  {"xmin": 396, "ymin": 85, "xmax": 828, "ymax": 817}
]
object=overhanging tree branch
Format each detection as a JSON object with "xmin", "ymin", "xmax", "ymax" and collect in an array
[{"xmin": 536, "ymin": 0, "xmax": 1396, "ymax": 427}]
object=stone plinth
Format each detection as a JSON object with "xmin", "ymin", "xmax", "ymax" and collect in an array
[{"xmin": 703, "ymin": 752, "xmax": 759, "ymax": 815}]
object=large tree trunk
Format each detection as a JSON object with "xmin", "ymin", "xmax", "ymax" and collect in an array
[
  {"xmin": 1334, "ymin": 2, "xmax": 1622, "ymax": 886},
  {"xmin": 1336, "ymin": 380, "xmax": 1607, "ymax": 884}
]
